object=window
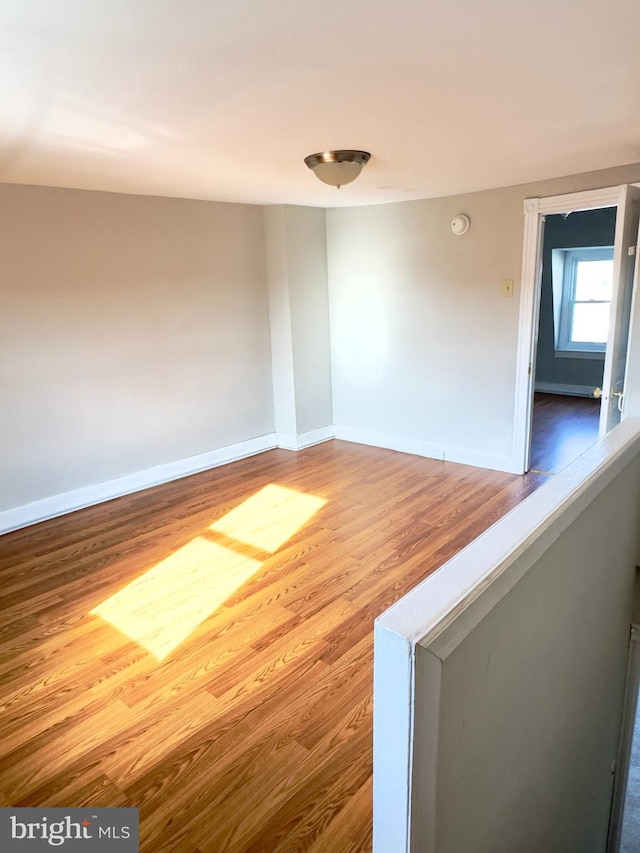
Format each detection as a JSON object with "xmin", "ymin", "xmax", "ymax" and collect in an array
[{"xmin": 553, "ymin": 247, "xmax": 614, "ymax": 355}]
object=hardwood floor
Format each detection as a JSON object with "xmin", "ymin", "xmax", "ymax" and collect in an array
[
  {"xmin": 530, "ymin": 392, "xmax": 601, "ymax": 474},
  {"xmin": 0, "ymin": 441, "xmax": 548, "ymax": 852}
]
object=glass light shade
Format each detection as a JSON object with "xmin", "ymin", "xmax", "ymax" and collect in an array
[
  {"xmin": 312, "ymin": 160, "xmax": 364, "ymax": 188},
  {"xmin": 304, "ymin": 150, "xmax": 371, "ymax": 188}
]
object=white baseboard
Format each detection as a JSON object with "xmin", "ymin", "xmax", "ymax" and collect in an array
[
  {"xmin": 442, "ymin": 444, "xmax": 517, "ymax": 474},
  {"xmin": 334, "ymin": 426, "xmax": 445, "ymax": 460},
  {"xmin": 535, "ymin": 382, "xmax": 594, "ymax": 397},
  {"xmin": 275, "ymin": 426, "xmax": 335, "ymax": 451},
  {"xmin": 333, "ymin": 427, "xmax": 516, "ymax": 473},
  {"xmin": 0, "ymin": 423, "xmax": 514, "ymax": 535},
  {"xmin": 0, "ymin": 434, "xmax": 277, "ymax": 536}
]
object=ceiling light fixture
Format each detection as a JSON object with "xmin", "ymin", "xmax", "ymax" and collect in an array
[{"xmin": 304, "ymin": 150, "xmax": 371, "ymax": 188}]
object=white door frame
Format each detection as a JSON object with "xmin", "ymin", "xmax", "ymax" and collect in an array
[
  {"xmin": 600, "ymin": 185, "xmax": 640, "ymax": 434},
  {"xmin": 512, "ymin": 185, "xmax": 623, "ymax": 475}
]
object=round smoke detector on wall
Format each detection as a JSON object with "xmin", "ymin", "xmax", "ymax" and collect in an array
[{"xmin": 451, "ymin": 214, "xmax": 470, "ymax": 236}]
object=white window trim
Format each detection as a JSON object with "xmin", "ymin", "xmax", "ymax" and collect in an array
[{"xmin": 552, "ymin": 245, "xmax": 614, "ymax": 356}]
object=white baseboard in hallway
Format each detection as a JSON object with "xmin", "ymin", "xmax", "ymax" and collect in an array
[
  {"xmin": 274, "ymin": 426, "xmax": 335, "ymax": 451},
  {"xmin": 333, "ymin": 426, "xmax": 516, "ymax": 473},
  {"xmin": 0, "ymin": 434, "xmax": 277, "ymax": 535},
  {"xmin": 534, "ymin": 382, "xmax": 594, "ymax": 397},
  {"xmin": 1, "ymin": 423, "xmax": 511, "ymax": 535}
]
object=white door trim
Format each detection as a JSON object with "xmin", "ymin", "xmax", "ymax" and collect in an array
[
  {"xmin": 600, "ymin": 186, "xmax": 640, "ymax": 433},
  {"xmin": 512, "ymin": 186, "xmax": 621, "ymax": 474},
  {"xmin": 512, "ymin": 198, "xmax": 543, "ymax": 474},
  {"xmin": 537, "ymin": 186, "xmax": 620, "ymax": 216}
]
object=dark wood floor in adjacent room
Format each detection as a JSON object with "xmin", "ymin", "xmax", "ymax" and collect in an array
[
  {"xmin": 530, "ymin": 392, "xmax": 601, "ymax": 474},
  {"xmin": 0, "ymin": 441, "xmax": 549, "ymax": 852}
]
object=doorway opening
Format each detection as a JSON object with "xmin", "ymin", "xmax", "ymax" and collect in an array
[
  {"xmin": 513, "ymin": 184, "xmax": 640, "ymax": 475},
  {"xmin": 529, "ymin": 207, "xmax": 615, "ymax": 473}
]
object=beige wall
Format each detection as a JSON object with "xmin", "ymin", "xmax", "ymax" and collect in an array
[
  {"xmin": 327, "ymin": 163, "xmax": 640, "ymax": 471},
  {"xmin": 264, "ymin": 205, "xmax": 333, "ymax": 442},
  {"xmin": 0, "ymin": 184, "xmax": 273, "ymax": 511},
  {"xmin": 286, "ymin": 206, "xmax": 333, "ymax": 436}
]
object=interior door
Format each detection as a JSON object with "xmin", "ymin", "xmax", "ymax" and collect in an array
[{"xmin": 599, "ymin": 184, "xmax": 640, "ymax": 434}]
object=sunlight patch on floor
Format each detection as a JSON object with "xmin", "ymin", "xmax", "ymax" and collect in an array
[
  {"xmin": 90, "ymin": 484, "xmax": 327, "ymax": 659},
  {"xmin": 210, "ymin": 483, "xmax": 327, "ymax": 553},
  {"xmin": 91, "ymin": 538, "xmax": 262, "ymax": 660}
]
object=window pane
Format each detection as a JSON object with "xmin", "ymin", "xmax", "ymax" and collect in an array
[
  {"xmin": 571, "ymin": 302, "xmax": 610, "ymax": 343},
  {"xmin": 574, "ymin": 259, "xmax": 613, "ymax": 301}
]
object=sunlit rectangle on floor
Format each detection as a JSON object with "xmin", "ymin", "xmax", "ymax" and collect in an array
[
  {"xmin": 90, "ymin": 537, "xmax": 262, "ymax": 660},
  {"xmin": 210, "ymin": 483, "xmax": 327, "ymax": 553}
]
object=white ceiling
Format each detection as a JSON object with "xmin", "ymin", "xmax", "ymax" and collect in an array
[{"xmin": 1, "ymin": 0, "xmax": 639, "ymax": 208}]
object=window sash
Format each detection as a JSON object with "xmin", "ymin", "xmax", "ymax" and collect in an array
[{"xmin": 556, "ymin": 247, "xmax": 613, "ymax": 354}]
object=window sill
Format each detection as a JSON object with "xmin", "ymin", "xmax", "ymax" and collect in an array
[{"xmin": 554, "ymin": 348, "xmax": 606, "ymax": 360}]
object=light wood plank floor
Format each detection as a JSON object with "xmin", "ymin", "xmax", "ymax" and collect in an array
[{"xmin": 0, "ymin": 441, "xmax": 548, "ymax": 852}]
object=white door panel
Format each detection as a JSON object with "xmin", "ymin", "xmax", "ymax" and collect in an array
[{"xmin": 599, "ymin": 185, "xmax": 640, "ymax": 434}]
